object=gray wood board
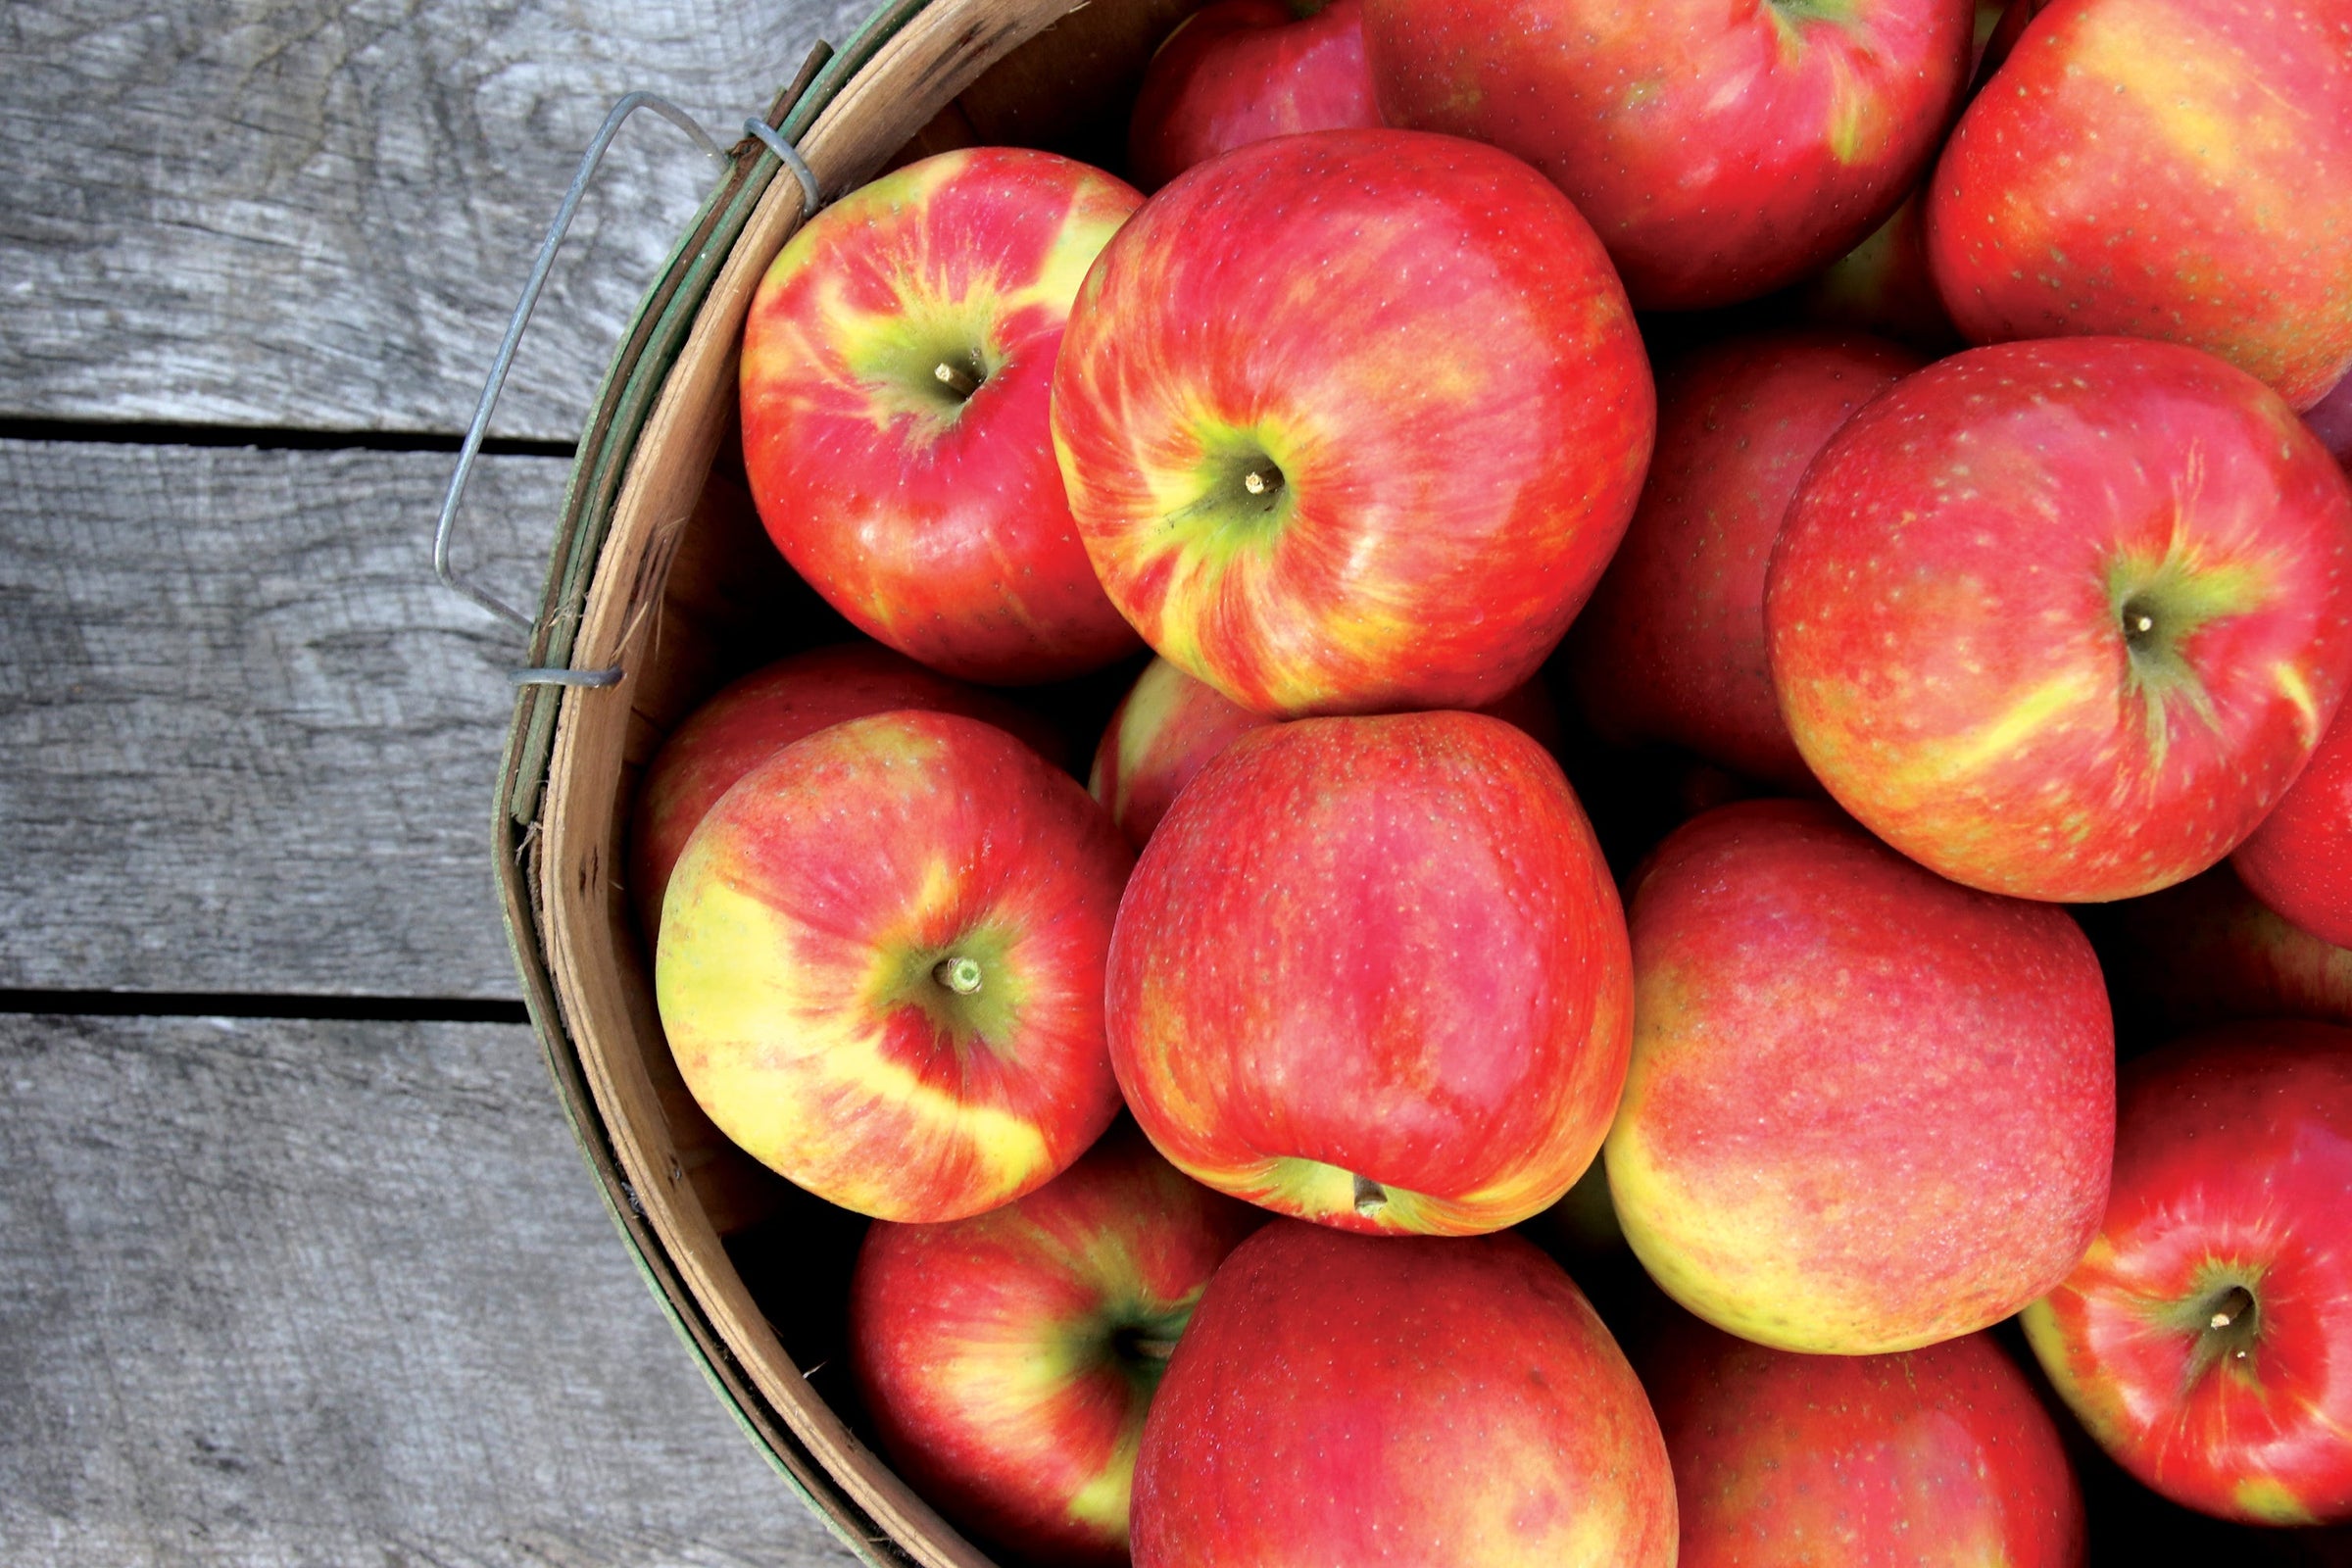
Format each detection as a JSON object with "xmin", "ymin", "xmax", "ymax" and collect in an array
[
  {"xmin": 0, "ymin": 438, "xmax": 558, "ymax": 998},
  {"xmin": 0, "ymin": 1010, "xmax": 853, "ymax": 1568},
  {"xmin": 0, "ymin": 0, "xmax": 872, "ymax": 442}
]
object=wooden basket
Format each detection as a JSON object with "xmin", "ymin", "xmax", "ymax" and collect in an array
[{"xmin": 488, "ymin": 2, "xmax": 1195, "ymax": 1562}]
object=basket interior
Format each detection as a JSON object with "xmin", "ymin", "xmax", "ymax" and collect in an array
[{"xmin": 525, "ymin": 3, "xmax": 1204, "ymax": 1564}]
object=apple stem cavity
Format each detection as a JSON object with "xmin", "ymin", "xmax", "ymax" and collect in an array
[
  {"xmin": 934, "ymin": 956, "xmax": 985, "ymax": 996},
  {"xmin": 1242, "ymin": 467, "xmax": 1282, "ymax": 498},
  {"xmin": 1351, "ymin": 1174, "xmax": 1389, "ymax": 1216}
]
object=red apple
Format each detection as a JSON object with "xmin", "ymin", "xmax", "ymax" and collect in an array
[
  {"xmin": 628, "ymin": 642, "xmax": 1066, "ymax": 939},
  {"xmin": 1051, "ymin": 127, "xmax": 1652, "ymax": 718},
  {"xmin": 2022, "ymin": 1020, "xmax": 2352, "ymax": 1526},
  {"xmin": 1088, "ymin": 655, "xmax": 1562, "ymax": 849},
  {"xmin": 1107, "ymin": 710, "xmax": 1633, "ymax": 1237},
  {"xmin": 2093, "ymin": 864, "xmax": 2352, "ymax": 1042},
  {"xmin": 740, "ymin": 148, "xmax": 1145, "ymax": 684},
  {"xmin": 1645, "ymin": 1316, "xmax": 2086, "ymax": 1566},
  {"xmin": 1126, "ymin": 0, "xmax": 1381, "ymax": 192},
  {"xmin": 1604, "ymin": 799, "xmax": 2113, "ymax": 1353},
  {"xmin": 1131, "ymin": 1221, "xmax": 1677, "ymax": 1567},
  {"xmin": 1786, "ymin": 190, "xmax": 1965, "ymax": 356},
  {"xmin": 1926, "ymin": 0, "xmax": 2352, "ymax": 411},
  {"xmin": 1359, "ymin": 0, "xmax": 1975, "ymax": 310},
  {"xmin": 1564, "ymin": 329, "xmax": 1923, "ymax": 794},
  {"xmin": 849, "ymin": 1125, "xmax": 1263, "ymax": 1566},
  {"xmin": 1768, "ymin": 336, "xmax": 2352, "ymax": 904},
  {"xmin": 2234, "ymin": 702, "xmax": 2352, "ymax": 950},
  {"xmin": 655, "ymin": 710, "xmax": 1132, "ymax": 1221}
]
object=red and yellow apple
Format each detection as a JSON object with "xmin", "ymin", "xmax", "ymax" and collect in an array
[
  {"xmin": 2234, "ymin": 701, "xmax": 2352, "ymax": 950},
  {"xmin": 1125, "ymin": 0, "xmax": 1381, "ymax": 192},
  {"xmin": 628, "ymin": 641, "xmax": 1065, "ymax": 939},
  {"xmin": 849, "ymin": 1125, "xmax": 1263, "ymax": 1566},
  {"xmin": 1088, "ymin": 655, "xmax": 1561, "ymax": 850},
  {"xmin": 1052, "ymin": 127, "xmax": 1651, "ymax": 718},
  {"xmin": 1360, "ymin": 0, "xmax": 1976, "ymax": 310},
  {"xmin": 2092, "ymin": 864, "xmax": 2352, "ymax": 1043},
  {"xmin": 655, "ymin": 710, "xmax": 1132, "ymax": 1221},
  {"xmin": 1131, "ymin": 1221, "xmax": 1677, "ymax": 1567},
  {"xmin": 1644, "ymin": 1315, "xmax": 2086, "ymax": 1565},
  {"xmin": 1768, "ymin": 336, "xmax": 2352, "ymax": 904},
  {"xmin": 741, "ymin": 147, "xmax": 1145, "ymax": 684},
  {"xmin": 1107, "ymin": 710, "xmax": 1632, "ymax": 1236},
  {"xmin": 2023, "ymin": 1020, "xmax": 2352, "ymax": 1526},
  {"xmin": 1564, "ymin": 328, "xmax": 1922, "ymax": 794},
  {"xmin": 1927, "ymin": 0, "xmax": 2352, "ymax": 411},
  {"xmin": 1604, "ymin": 799, "xmax": 2113, "ymax": 1353}
]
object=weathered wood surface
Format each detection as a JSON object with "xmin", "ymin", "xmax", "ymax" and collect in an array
[
  {"xmin": 0, "ymin": 438, "xmax": 558, "ymax": 998},
  {"xmin": 0, "ymin": 0, "xmax": 872, "ymax": 441},
  {"xmin": 0, "ymin": 1010, "xmax": 853, "ymax": 1567}
]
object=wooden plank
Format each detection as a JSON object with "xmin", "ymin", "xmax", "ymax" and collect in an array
[
  {"xmin": 0, "ymin": 1010, "xmax": 853, "ymax": 1567},
  {"xmin": 0, "ymin": 0, "xmax": 875, "ymax": 441},
  {"xmin": 0, "ymin": 438, "xmax": 565, "ymax": 998}
]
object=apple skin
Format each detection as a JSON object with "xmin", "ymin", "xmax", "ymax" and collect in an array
[
  {"xmin": 1358, "ymin": 0, "xmax": 1974, "ymax": 311},
  {"xmin": 740, "ymin": 148, "xmax": 1145, "ymax": 685},
  {"xmin": 1925, "ymin": 0, "xmax": 2352, "ymax": 412},
  {"xmin": 655, "ymin": 710, "xmax": 1133, "ymax": 1222},
  {"xmin": 1564, "ymin": 329, "xmax": 1923, "ymax": 794},
  {"xmin": 2234, "ymin": 702, "xmax": 2352, "ymax": 950},
  {"xmin": 2022, "ymin": 1020, "xmax": 2352, "ymax": 1526},
  {"xmin": 1126, "ymin": 0, "xmax": 1381, "ymax": 192},
  {"xmin": 1644, "ymin": 1315, "xmax": 2086, "ymax": 1566},
  {"xmin": 1786, "ymin": 189, "xmax": 1965, "ymax": 356},
  {"xmin": 2091, "ymin": 864, "xmax": 2352, "ymax": 1045},
  {"xmin": 1106, "ymin": 710, "xmax": 1633, "ymax": 1237},
  {"xmin": 628, "ymin": 642, "xmax": 1067, "ymax": 940},
  {"xmin": 848, "ymin": 1124, "xmax": 1264, "ymax": 1567},
  {"xmin": 1768, "ymin": 336, "xmax": 2352, "ymax": 904},
  {"xmin": 1604, "ymin": 798, "xmax": 2113, "ymax": 1354},
  {"xmin": 1051, "ymin": 127, "xmax": 1652, "ymax": 718},
  {"xmin": 1088, "ymin": 655, "xmax": 1560, "ymax": 849},
  {"xmin": 1131, "ymin": 1220, "xmax": 1677, "ymax": 1568}
]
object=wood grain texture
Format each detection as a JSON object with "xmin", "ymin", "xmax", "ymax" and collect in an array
[
  {"xmin": 0, "ymin": 438, "xmax": 569, "ymax": 997},
  {"xmin": 0, "ymin": 1010, "xmax": 853, "ymax": 1567},
  {"xmin": 0, "ymin": 0, "xmax": 873, "ymax": 441}
]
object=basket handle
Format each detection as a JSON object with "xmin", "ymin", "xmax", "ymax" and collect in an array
[{"xmin": 432, "ymin": 91, "xmax": 731, "ymax": 687}]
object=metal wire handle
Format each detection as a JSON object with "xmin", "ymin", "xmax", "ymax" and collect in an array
[{"xmin": 432, "ymin": 90, "xmax": 730, "ymax": 688}]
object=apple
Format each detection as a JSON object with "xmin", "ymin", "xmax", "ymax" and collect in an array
[
  {"xmin": 849, "ymin": 1124, "xmax": 1263, "ymax": 1566},
  {"xmin": 1785, "ymin": 190, "xmax": 1965, "ymax": 355},
  {"xmin": 1358, "ymin": 0, "xmax": 1975, "ymax": 311},
  {"xmin": 1604, "ymin": 798, "xmax": 2113, "ymax": 1354},
  {"xmin": 1925, "ymin": 0, "xmax": 2352, "ymax": 412},
  {"xmin": 2090, "ymin": 864, "xmax": 2352, "ymax": 1044},
  {"xmin": 2022, "ymin": 1019, "xmax": 2352, "ymax": 1526},
  {"xmin": 2233, "ymin": 701, "xmax": 2352, "ymax": 950},
  {"xmin": 1051, "ymin": 126, "xmax": 1652, "ymax": 718},
  {"xmin": 655, "ymin": 710, "xmax": 1133, "ymax": 1222},
  {"xmin": 1130, "ymin": 1220, "xmax": 1677, "ymax": 1567},
  {"xmin": 628, "ymin": 642, "xmax": 1067, "ymax": 940},
  {"xmin": 1126, "ymin": 0, "xmax": 1381, "ymax": 193},
  {"xmin": 1088, "ymin": 655, "xmax": 1561, "ymax": 849},
  {"xmin": 1768, "ymin": 335, "xmax": 2352, "ymax": 904},
  {"xmin": 1107, "ymin": 710, "xmax": 1633, "ymax": 1237},
  {"xmin": 740, "ymin": 147, "xmax": 1145, "ymax": 684},
  {"xmin": 1644, "ymin": 1315, "xmax": 2086, "ymax": 1565},
  {"xmin": 1563, "ymin": 328, "xmax": 1923, "ymax": 794}
]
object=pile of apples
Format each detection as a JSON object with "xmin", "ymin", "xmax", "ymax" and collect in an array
[{"xmin": 640, "ymin": 0, "xmax": 2352, "ymax": 1561}]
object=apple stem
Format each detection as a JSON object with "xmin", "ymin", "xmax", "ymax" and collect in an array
[
  {"xmin": 1242, "ymin": 467, "xmax": 1282, "ymax": 498},
  {"xmin": 933, "ymin": 361, "xmax": 979, "ymax": 399},
  {"xmin": 1351, "ymin": 1174, "xmax": 1388, "ymax": 1216},
  {"xmin": 2209, "ymin": 1285, "xmax": 2254, "ymax": 1332},
  {"xmin": 934, "ymin": 956, "xmax": 984, "ymax": 996}
]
